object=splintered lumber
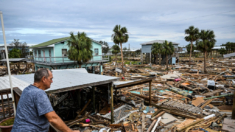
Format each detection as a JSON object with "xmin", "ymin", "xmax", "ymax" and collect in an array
[
  {"xmin": 177, "ymin": 114, "xmax": 215, "ymax": 132},
  {"xmin": 200, "ymin": 99, "xmax": 213, "ymax": 109},
  {"xmin": 109, "ymin": 124, "xmax": 122, "ymax": 127},
  {"xmin": 88, "ymin": 115, "xmax": 109, "ymax": 125},
  {"xmin": 67, "ymin": 117, "xmax": 86, "ymax": 127},
  {"xmin": 146, "ymin": 101, "xmax": 198, "ymax": 119},
  {"xmin": 156, "ymin": 119, "xmax": 177, "ymax": 129},
  {"xmin": 180, "ymin": 76, "xmax": 210, "ymax": 92},
  {"xmin": 77, "ymin": 99, "xmax": 91, "ymax": 116},
  {"xmin": 93, "ymin": 114, "xmax": 111, "ymax": 121},
  {"xmin": 151, "ymin": 117, "xmax": 161, "ymax": 132},
  {"xmin": 142, "ymin": 113, "xmax": 145, "ymax": 132},
  {"xmin": 179, "ymin": 84, "xmax": 195, "ymax": 91},
  {"xmin": 151, "ymin": 111, "xmax": 165, "ymax": 120},
  {"xmin": 204, "ymin": 93, "xmax": 234, "ymax": 100},
  {"xmin": 166, "ymin": 83, "xmax": 192, "ymax": 98},
  {"xmin": 147, "ymin": 119, "xmax": 157, "ymax": 132},
  {"xmin": 130, "ymin": 93, "xmax": 158, "ymax": 101},
  {"xmin": 202, "ymin": 89, "xmax": 223, "ymax": 96}
]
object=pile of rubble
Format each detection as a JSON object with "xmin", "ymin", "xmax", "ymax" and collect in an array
[
  {"xmin": 0, "ymin": 62, "xmax": 34, "ymax": 76},
  {"xmin": 60, "ymin": 58, "xmax": 234, "ymax": 132}
]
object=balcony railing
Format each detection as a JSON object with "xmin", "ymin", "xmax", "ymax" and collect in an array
[{"xmin": 26, "ymin": 55, "xmax": 109, "ymax": 64}]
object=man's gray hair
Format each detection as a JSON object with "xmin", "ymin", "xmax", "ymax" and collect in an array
[{"xmin": 34, "ymin": 68, "xmax": 52, "ymax": 82}]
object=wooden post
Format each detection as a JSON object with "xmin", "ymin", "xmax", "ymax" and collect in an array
[
  {"xmin": 78, "ymin": 90, "xmax": 81, "ymax": 109},
  {"xmin": 110, "ymin": 83, "xmax": 114, "ymax": 123},
  {"xmin": 115, "ymin": 88, "xmax": 117, "ymax": 102},
  {"xmin": 115, "ymin": 89, "xmax": 117, "ymax": 97},
  {"xmin": 93, "ymin": 87, "xmax": 95, "ymax": 113},
  {"xmin": 149, "ymin": 81, "xmax": 152, "ymax": 105},
  {"xmin": 1, "ymin": 93, "xmax": 5, "ymax": 119},
  {"xmin": 6, "ymin": 93, "xmax": 11, "ymax": 117},
  {"xmin": 142, "ymin": 113, "xmax": 145, "ymax": 132},
  {"xmin": 232, "ymin": 89, "xmax": 235, "ymax": 119}
]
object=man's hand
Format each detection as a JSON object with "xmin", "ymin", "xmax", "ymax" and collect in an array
[{"xmin": 73, "ymin": 130, "xmax": 80, "ymax": 132}]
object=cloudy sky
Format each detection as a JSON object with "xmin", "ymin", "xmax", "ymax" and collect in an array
[{"xmin": 0, "ymin": 0, "xmax": 235, "ymax": 49}]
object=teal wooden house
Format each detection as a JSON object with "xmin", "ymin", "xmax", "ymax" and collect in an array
[{"xmin": 30, "ymin": 37, "xmax": 108, "ymax": 73}]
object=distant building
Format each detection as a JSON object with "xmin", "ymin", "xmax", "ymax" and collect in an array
[
  {"xmin": 30, "ymin": 37, "xmax": 108, "ymax": 72},
  {"xmin": 0, "ymin": 44, "xmax": 30, "ymax": 59},
  {"xmin": 140, "ymin": 40, "xmax": 179, "ymax": 65}
]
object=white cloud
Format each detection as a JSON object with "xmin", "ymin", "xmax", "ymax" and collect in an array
[{"xmin": 0, "ymin": 0, "xmax": 234, "ymax": 47}]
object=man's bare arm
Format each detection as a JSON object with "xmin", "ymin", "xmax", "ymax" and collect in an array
[{"xmin": 45, "ymin": 111, "xmax": 80, "ymax": 132}]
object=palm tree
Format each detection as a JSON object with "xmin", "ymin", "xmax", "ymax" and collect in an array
[
  {"xmin": 112, "ymin": 44, "xmax": 120, "ymax": 68},
  {"xmin": 111, "ymin": 25, "xmax": 129, "ymax": 75},
  {"xmin": 218, "ymin": 48, "xmax": 227, "ymax": 57},
  {"xmin": 151, "ymin": 42, "xmax": 162, "ymax": 64},
  {"xmin": 196, "ymin": 30, "xmax": 216, "ymax": 73},
  {"xmin": 185, "ymin": 26, "xmax": 199, "ymax": 62},
  {"xmin": 161, "ymin": 40, "xmax": 174, "ymax": 70},
  {"xmin": 186, "ymin": 43, "xmax": 195, "ymax": 57},
  {"xmin": 67, "ymin": 32, "xmax": 93, "ymax": 68}
]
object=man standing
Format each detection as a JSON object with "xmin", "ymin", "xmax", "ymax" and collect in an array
[{"xmin": 12, "ymin": 68, "xmax": 79, "ymax": 132}]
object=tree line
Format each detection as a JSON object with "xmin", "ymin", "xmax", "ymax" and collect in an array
[{"xmin": 7, "ymin": 39, "xmax": 29, "ymax": 58}]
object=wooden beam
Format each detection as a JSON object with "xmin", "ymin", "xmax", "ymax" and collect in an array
[
  {"xmin": 114, "ymin": 77, "xmax": 154, "ymax": 89},
  {"xmin": 110, "ymin": 83, "xmax": 114, "ymax": 124},
  {"xmin": 77, "ymin": 99, "xmax": 91, "ymax": 116}
]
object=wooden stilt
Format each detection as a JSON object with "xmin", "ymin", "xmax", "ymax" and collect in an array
[
  {"xmin": 78, "ymin": 90, "xmax": 81, "ymax": 108},
  {"xmin": 93, "ymin": 87, "xmax": 95, "ymax": 113},
  {"xmin": 110, "ymin": 83, "xmax": 114, "ymax": 123}
]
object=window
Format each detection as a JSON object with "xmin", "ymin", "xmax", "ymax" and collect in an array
[
  {"xmin": 62, "ymin": 49, "xmax": 67, "ymax": 57},
  {"xmin": 49, "ymin": 49, "xmax": 51, "ymax": 57},
  {"xmin": 34, "ymin": 50, "xmax": 37, "ymax": 57},
  {"xmin": 38, "ymin": 50, "xmax": 41, "ymax": 57},
  {"xmin": 94, "ymin": 48, "xmax": 98, "ymax": 55}
]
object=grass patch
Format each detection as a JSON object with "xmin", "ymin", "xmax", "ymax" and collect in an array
[
  {"xmin": 0, "ymin": 118, "xmax": 14, "ymax": 126},
  {"xmin": 124, "ymin": 61, "xmax": 141, "ymax": 65}
]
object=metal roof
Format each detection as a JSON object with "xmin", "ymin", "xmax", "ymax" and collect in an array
[
  {"xmin": 30, "ymin": 37, "xmax": 102, "ymax": 48},
  {"xmin": 140, "ymin": 40, "xmax": 179, "ymax": 45},
  {"xmin": 0, "ymin": 76, "xmax": 30, "ymax": 100},
  {"xmin": 0, "ymin": 58, "xmax": 26, "ymax": 62},
  {"xmin": 13, "ymin": 68, "xmax": 119, "ymax": 94},
  {"xmin": 212, "ymin": 46, "xmax": 225, "ymax": 50}
]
